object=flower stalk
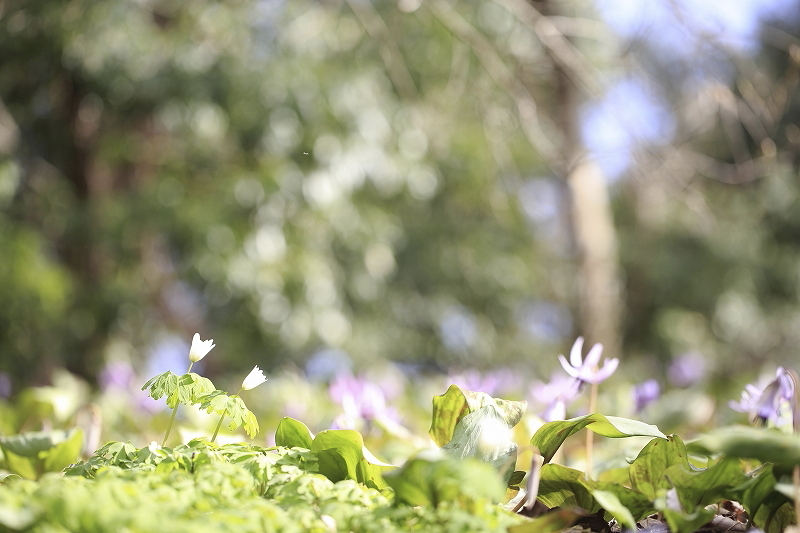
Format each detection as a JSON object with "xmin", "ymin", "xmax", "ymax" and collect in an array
[
  {"xmin": 162, "ymin": 334, "xmax": 214, "ymax": 446},
  {"xmin": 211, "ymin": 366, "xmax": 266, "ymax": 443}
]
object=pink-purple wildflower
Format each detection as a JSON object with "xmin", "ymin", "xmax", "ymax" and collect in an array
[
  {"xmin": 633, "ymin": 379, "xmax": 660, "ymax": 413},
  {"xmin": 729, "ymin": 367, "xmax": 795, "ymax": 426},
  {"xmin": 558, "ymin": 337, "xmax": 618, "ymax": 385}
]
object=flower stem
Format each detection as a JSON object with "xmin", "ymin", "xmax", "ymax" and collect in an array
[
  {"xmin": 161, "ymin": 362, "xmax": 194, "ymax": 447},
  {"xmin": 211, "ymin": 387, "xmax": 242, "ymax": 443},
  {"xmin": 585, "ymin": 382, "xmax": 598, "ymax": 478}
]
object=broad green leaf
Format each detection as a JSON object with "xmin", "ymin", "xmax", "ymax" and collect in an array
[
  {"xmin": 275, "ymin": 417, "xmax": 313, "ymax": 449},
  {"xmin": 581, "ymin": 480, "xmax": 654, "ymax": 520},
  {"xmin": 508, "ymin": 470, "xmax": 526, "ymax": 486},
  {"xmin": 0, "ymin": 429, "xmax": 78, "ymax": 457},
  {"xmin": 733, "ymin": 464, "xmax": 782, "ymax": 521},
  {"xmin": 311, "ymin": 430, "xmax": 364, "ymax": 483},
  {"xmin": 507, "ymin": 509, "xmax": 581, "ymax": 533},
  {"xmin": 754, "ymin": 500, "xmax": 795, "ymax": 533},
  {"xmin": 441, "ymin": 404, "xmax": 518, "ymax": 480},
  {"xmin": 688, "ymin": 426, "xmax": 800, "ymax": 466},
  {"xmin": 662, "ymin": 507, "xmax": 715, "ymax": 533},
  {"xmin": 531, "ymin": 414, "xmax": 666, "ymax": 463},
  {"xmin": 42, "ymin": 428, "xmax": 83, "ymax": 473},
  {"xmin": 0, "ymin": 429, "xmax": 83, "ymax": 479},
  {"xmin": 429, "ymin": 385, "xmax": 526, "ymax": 448},
  {"xmin": 0, "ymin": 471, "xmax": 20, "ymax": 482},
  {"xmin": 0, "ymin": 451, "xmax": 36, "ymax": 480},
  {"xmin": 591, "ymin": 490, "xmax": 637, "ymax": 531},
  {"xmin": 664, "ymin": 457, "xmax": 746, "ymax": 510},
  {"xmin": 629, "ymin": 435, "xmax": 689, "ymax": 500},
  {"xmin": 385, "ymin": 452, "xmax": 506, "ymax": 507},
  {"xmin": 537, "ymin": 464, "xmax": 599, "ymax": 512}
]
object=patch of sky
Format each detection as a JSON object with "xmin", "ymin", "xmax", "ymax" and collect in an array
[
  {"xmin": 439, "ymin": 305, "xmax": 478, "ymax": 354},
  {"xmin": 515, "ymin": 300, "xmax": 573, "ymax": 342},
  {"xmin": 581, "ymin": 77, "xmax": 675, "ymax": 181},
  {"xmin": 585, "ymin": 0, "xmax": 798, "ymax": 180}
]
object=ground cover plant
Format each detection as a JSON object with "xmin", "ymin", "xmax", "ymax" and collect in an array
[{"xmin": 1, "ymin": 335, "xmax": 800, "ymax": 532}]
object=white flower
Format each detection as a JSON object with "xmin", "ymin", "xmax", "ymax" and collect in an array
[
  {"xmin": 242, "ymin": 365, "xmax": 267, "ymax": 390},
  {"xmin": 189, "ymin": 333, "xmax": 215, "ymax": 362}
]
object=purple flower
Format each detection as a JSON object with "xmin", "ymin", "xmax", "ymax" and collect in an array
[
  {"xmin": 329, "ymin": 372, "xmax": 397, "ymax": 429},
  {"xmin": 633, "ymin": 379, "xmax": 660, "ymax": 413},
  {"xmin": 447, "ymin": 367, "xmax": 521, "ymax": 396},
  {"xmin": 558, "ymin": 337, "xmax": 618, "ymax": 385},
  {"xmin": 730, "ymin": 367, "xmax": 795, "ymax": 426},
  {"xmin": 667, "ymin": 352, "xmax": 706, "ymax": 388},
  {"xmin": 529, "ymin": 372, "xmax": 580, "ymax": 422}
]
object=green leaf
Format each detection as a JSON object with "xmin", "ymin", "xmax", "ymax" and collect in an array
[
  {"xmin": 42, "ymin": 427, "xmax": 83, "ymax": 473},
  {"xmin": 275, "ymin": 417, "xmax": 313, "ymax": 449},
  {"xmin": 688, "ymin": 426, "xmax": 800, "ymax": 466},
  {"xmin": 429, "ymin": 385, "xmax": 526, "ymax": 448},
  {"xmin": 0, "ymin": 429, "xmax": 78, "ymax": 458},
  {"xmin": 197, "ymin": 391, "xmax": 259, "ymax": 438},
  {"xmin": 311, "ymin": 430, "xmax": 365, "ymax": 483},
  {"xmin": 664, "ymin": 457, "xmax": 747, "ymax": 511},
  {"xmin": 507, "ymin": 509, "xmax": 581, "ymax": 533},
  {"xmin": 0, "ymin": 471, "xmax": 20, "ymax": 482},
  {"xmin": 142, "ymin": 371, "xmax": 180, "ymax": 408},
  {"xmin": 531, "ymin": 414, "xmax": 666, "ymax": 464},
  {"xmin": 441, "ymin": 404, "xmax": 518, "ymax": 480},
  {"xmin": 508, "ymin": 470, "xmax": 526, "ymax": 486},
  {"xmin": 733, "ymin": 464, "xmax": 782, "ymax": 522},
  {"xmin": 536, "ymin": 464, "xmax": 598, "ymax": 512},
  {"xmin": 384, "ymin": 452, "xmax": 506, "ymax": 507},
  {"xmin": 662, "ymin": 507, "xmax": 715, "ymax": 533},
  {"xmin": 591, "ymin": 489, "xmax": 637, "ymax": 531},
  {"xmin": 582, "ymin": 480, "xmax": 654, "ymax": 521},
  {"xmin": 629, "ymin": 435, "xmax": 689, "ymax": 500},
  {"xmin": 0, "ymin": 429, "xmax": 83, "ymax": 479}
]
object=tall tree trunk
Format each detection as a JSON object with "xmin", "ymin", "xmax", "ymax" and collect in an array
[{"xmin": 532, "ymin": 0, "xmax": 624, "ymax": 358}]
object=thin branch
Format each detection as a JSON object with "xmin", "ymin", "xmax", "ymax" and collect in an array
[
  {"xmin": 493, "ymin": 0, "xmax": 604, "ymax": 97},
  {"xmin": 427, "ymin": 0, "xmax": 559, "ymax": 166},
  {"xmin": 345, "ymin": 0, "xmax": 419, "ymax": 100}
]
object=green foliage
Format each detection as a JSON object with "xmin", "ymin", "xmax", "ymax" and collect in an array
[
  {"xmin": 197, "ymin": 390, "xmax": 259, "ymax": 438},
  {"xmin": 441, "ymin": 405, "xmax": 519, "ymax": 481},
  {"xmin": 688, "ymin": 425, "xmax": 800, "ymax": 466},
  {"xmin": 385, "ymin": 452, "xmax": 506, "ymax": 509},
  {"xmin": 0, "ymin": 438, "xmax": 524, "ymax": 533},
  {"xmin": 429, "ymin": 385, "xmax": 526, "ymax": 448},
  {"xmin": 142, "ymin": 372, "xmax": 216, "ymax": 410},
  {"xmin": 0, "ymin": 428, "xmax": 83, "ymax": 479},
  {"xmin": 530, "ymin": 413, "xmax": 666, "ymax": 463},
  {"xmin": 275, "ymin": 417, "xmax": 314, "ymax": 449},
  {"xmin": 628, "ymin": 434, "xmax": 689, "ymax": 500}
]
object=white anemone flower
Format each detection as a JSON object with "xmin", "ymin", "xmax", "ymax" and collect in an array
[
  {"xmin": 242, "ymin": 365, "xmax": 268, "ymax": 390},
  {"xmin": 189, "ymin": 333, "xmax": 215, "ymax": 362}
]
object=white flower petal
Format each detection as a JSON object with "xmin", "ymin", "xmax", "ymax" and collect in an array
[
  {"xmin": 189, "ymin": 333, "xmax": 215, "ymax": 362},
  {"xmin": 242, "ymin": 365, "xmax": 268, "ymax": 390}
]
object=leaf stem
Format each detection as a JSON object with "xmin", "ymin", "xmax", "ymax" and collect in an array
[
  {"xmin": 585, "ymin": 381, "xmax": 598, "ymax": 478},
  {"xmin": 211, "ymin": 387, "xmax": 242, "ymax": 443},
  {"xmin": 161, "ymin": 362, "xmax": 194, "ymax": 447}
]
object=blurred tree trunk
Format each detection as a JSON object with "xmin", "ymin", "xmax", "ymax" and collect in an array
[{"xmin": 531, "ymin": 0, "xmax": 624, "ymax": 358}]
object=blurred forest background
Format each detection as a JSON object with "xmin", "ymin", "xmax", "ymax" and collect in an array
[{"xmin": 3, "ymin": 0, "xmax": 800, "ymax": 401}]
